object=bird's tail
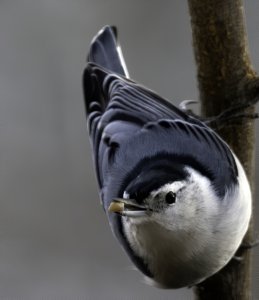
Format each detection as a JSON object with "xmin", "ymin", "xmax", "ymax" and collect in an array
[{"xmin": 88, "ymin": 26, "xmax": 129, "ymax": 78}]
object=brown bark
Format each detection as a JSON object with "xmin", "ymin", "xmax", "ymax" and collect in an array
[{"xmin": 187, "ymin": 0, "xmax": 258, "ymax": 299}]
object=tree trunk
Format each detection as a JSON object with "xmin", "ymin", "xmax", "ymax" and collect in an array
[{"xmin": 187, "ymin": 0, "xmax": 258, "ymax": 299}]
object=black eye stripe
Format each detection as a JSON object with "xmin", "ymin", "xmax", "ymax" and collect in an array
[{"xmin": 165, "ymin": 191, "xmax": 176, "ymax": 204}]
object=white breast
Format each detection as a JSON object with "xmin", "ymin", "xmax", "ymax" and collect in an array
[
  {"xmin": 122, "ymin": 156, "xmax": 251, "ymax": 289},
  {"xmin": 123, "ymin": 216, "xmax": 220, "ymax": 288}
]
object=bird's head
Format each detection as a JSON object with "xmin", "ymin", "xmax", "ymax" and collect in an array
[
  {"xmin": 109, "ymin": 165, "xmax": 220, "ymax": 233},
  {"xmin": 108, "ymin": 163, "xmax": 247, "ymax": 288}
]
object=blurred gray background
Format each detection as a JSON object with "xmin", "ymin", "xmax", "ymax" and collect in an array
[{"xmin": 0, "ymin": 0, "xmax": 258, "ymax": 299}]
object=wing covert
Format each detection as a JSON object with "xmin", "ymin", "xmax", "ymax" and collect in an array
[{"xmin": 83, "ymin": 64, "xmax": 237, "ymax": 202}]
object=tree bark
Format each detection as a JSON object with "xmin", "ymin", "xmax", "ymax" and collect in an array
[{"xmin": 187, "ymin": 0, "xmax": 258, "ymax": 299}]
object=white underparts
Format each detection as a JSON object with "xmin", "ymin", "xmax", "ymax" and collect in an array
[{"xmin": 122, "ymin": 161, "xmax": 251, "ymax": 288}]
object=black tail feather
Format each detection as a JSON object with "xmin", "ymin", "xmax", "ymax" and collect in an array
[{"xmin": 88, "ymin": 26, "xmax": 128, "ymax": 77}]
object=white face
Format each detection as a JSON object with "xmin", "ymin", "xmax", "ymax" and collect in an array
[{"xmin": 133, "ymin": 168, "xmax": 220, "ymax": 234}]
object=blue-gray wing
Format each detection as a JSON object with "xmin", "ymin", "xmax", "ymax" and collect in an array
[{"xmin": 83, "ymin": 64, "xmax": 238, "ymax": 204}]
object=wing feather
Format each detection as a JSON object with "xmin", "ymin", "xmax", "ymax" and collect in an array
[{"xmin": 83, "ymin": 64, "xmax": 237, "ymax": 200}]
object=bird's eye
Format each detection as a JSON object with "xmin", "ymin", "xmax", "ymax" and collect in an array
[{"xmin": 165, "ymin": 191, "xmax": 176, "ymax": 205}]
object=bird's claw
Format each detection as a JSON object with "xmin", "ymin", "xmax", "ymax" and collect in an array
[
  {"xmin": 233, "ymin": 255, "xmax": 243, "ymax": 262},
  {"xmin": 240, "ymin": 238, "xmax": 259, "ymax": 250},
  {"xmin": 179, "ymin": 99, "xmax": 199, "ymax": 111}
]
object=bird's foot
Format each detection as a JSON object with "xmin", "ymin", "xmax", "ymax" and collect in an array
[
  {"xmin": 232, "ymin": 238, "xmax": 259, "ymax": 262},
  {"xmin": 204, "ymin": 101, "xmax": 258, "ymax": 129},
  {"xmin": 179, "ymin": 99, "xmax": 258, "ymax": 129},
  {"xmin": 179, "ymin": 100, "xmax": 202, "ymax": 119},
  {"xmin": 205, "ymin": 111, "xmax": 258, "ymax": 129},
  {"xmin": 179, "ymin": 99, "xmax": 199, "ymax": 111},
  {"xmin": 233, "ymin": 255, "xmax": 243, "ymax": 262},
  {"xmin": 240, "ymin": 238, "xmax": 259, "ymax": 250}
]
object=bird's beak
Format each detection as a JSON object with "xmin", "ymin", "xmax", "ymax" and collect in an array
[{"xmin": 108, "ymin": 198, "xmax": 148, "ymax": 218}]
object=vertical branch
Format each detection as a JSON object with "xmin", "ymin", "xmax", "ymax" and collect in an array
[{"xmin": 187, "ymin": 0, "xmax": 258, "ymax": 299}]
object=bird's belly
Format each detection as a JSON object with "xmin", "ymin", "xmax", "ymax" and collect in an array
[{"xmin": 122, "ymin": 218, "xmax": 227, "ymax": 288}]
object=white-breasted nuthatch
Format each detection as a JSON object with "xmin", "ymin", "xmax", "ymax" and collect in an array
[{"xmin": 83, "ymin": 26, "xmax": 251, "ymax": 289}]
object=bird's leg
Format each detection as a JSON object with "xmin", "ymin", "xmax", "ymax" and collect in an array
[
  {"xmin": 240, "ymin": 238, "xmax": 259, "ymax": 250},
  {"xmin": 232, "ymin": 237, "xmax": 259, "ymax": 262},
  {"xmin": 205, "ymin": 110, "xmax": 258, "ymax": 130},
  {"xmin": 232, "ymin": 255, "xmax": 243, "ymax": 262},
  {"xmin": 204, "ymin": 100, "xmax": 258, "ymax": 130},
  {"xmin": 180, "ymin": 98, "xmax": 258, "ymax": 129}
]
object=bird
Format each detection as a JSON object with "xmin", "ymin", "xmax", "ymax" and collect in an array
[{"xmin": 83, "ymin": 25, "xmax": 251, "ymax": 289}]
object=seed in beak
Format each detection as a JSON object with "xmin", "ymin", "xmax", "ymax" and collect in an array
[{"xmin": 108, "ymin": 201, "xmax": 124, "ymax": 213}]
